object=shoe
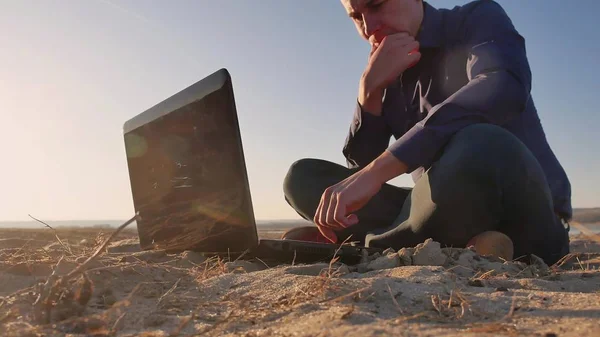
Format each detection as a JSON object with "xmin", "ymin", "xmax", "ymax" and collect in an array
[
  {"xmin": 281, "ymin": 226, "xmax": 332, "ymax": 244},
  {"xmin": 466, "ymin": 231, "xmax": 514, "ymax": 261}
]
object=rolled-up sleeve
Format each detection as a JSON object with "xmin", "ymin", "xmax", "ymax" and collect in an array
[
  {"xmin": 342, "ymin": 101, "xmax": 392, "ymax": 168},
  {"xmin": 388, "ymin": 0, "xmax": 532, "ymax": 172}
]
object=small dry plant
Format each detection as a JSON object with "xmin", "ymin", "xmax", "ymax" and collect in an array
[
  {"xmin": 31, "ymin": 214, "xmax": 140, "ymax": 324},
  {"xmin": 430, "ymin": 287, "xmax": 471, "ymax": 319},
  {"xmin": 0, "ymin": 213, "xmax": 142, "ymax": 337},
  {"xmin": 269, "ymin": 237, "xmax": 374, "ymax": 311}
]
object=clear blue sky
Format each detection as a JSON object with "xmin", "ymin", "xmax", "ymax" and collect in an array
[{"xmin": 1, "ymin": 0, "xmax": 598, "ymax": 221}]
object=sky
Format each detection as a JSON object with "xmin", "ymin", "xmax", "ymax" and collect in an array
[{"xmin": 1, "ymin": 0, "xmax": 599, "ymax": 222}]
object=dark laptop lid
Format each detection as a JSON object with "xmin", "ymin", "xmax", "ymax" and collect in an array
[{"xmin": 123, "ymin": 68, "xmax": 259, "ymax": 252}]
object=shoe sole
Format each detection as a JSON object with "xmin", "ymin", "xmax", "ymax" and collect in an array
[{"xmin": 467, "ymin": 231, "xmax": 514, "ymax": 261}]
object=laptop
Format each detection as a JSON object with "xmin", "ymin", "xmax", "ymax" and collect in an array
[{"xmin": 122, "ymin": 68, "xmax": 382, "ymax": 265}]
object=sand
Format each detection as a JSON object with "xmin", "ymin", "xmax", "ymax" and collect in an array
[{"xmin": 0, "ymin": 225, "xmax": 599, "ymax": 337}]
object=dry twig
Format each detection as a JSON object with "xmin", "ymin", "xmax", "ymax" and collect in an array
[
  {"xmin": 157, "ymin": 278, "xmax": 181, "ymax": 308},
  {"xmin": 110, "ymin": 312, "xmax": 127, "ymax": 336},
  {"xmin": 321, "ymin": 286, "xmax": 371, "ymax": 304},
  {"xmin": 28, "ymin": 214, "xmax": 73, "ymax": 256},
  {"xmin": 386, "ymin": 282, "xmax": 404, "ymax": 314},
  {"xmin": 169, "ymin": 313, "xmax": 195, "ymax": 337},
  {"xmin": 340, "ymin": 305, "xmax": 355, "ymax": 319},
  {"xmin": 571, "ymin": 221, "xmax": 600, "ymax": 244},
  {"xmin": 67, "ymin": 213, "xmax": 139, "ymax": 279},
  {"xmin": 394, "ymin": 311, "xmax": 430, "ymax": 324},
  {"xmin": 32, "ymin": 213, "xmax": 140, "ymax": 324},
  {"xmin": 503, "ymin": 294, "xmax": 517, "ymax": 320},
  {"xmin": 430, "ymin": 288, "xmax": 471, "ymax": 319}
]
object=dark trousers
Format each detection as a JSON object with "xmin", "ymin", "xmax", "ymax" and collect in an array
[{"xmin": 283, "ymin": 124, "xmax": 570, "ymax": 265}]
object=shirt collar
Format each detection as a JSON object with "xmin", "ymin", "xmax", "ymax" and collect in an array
[{"xmin": 416, "ymin": 1, "xmax": 444, "ymax": 49}]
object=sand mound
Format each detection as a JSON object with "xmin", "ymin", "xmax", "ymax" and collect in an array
[{"xmin": 1, "ymin": 228, "xmax": 599, "ymax": 337}]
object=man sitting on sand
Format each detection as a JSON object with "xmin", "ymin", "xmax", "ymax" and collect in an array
[{"xmin": 282, "ymin": 0, "xmax": 571, "ymax": 265}]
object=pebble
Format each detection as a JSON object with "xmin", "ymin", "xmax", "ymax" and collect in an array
[
  {"xmin": 337, "ymin": 264, "xmax": 351, "ymax": 276},
  {"xmin": 441, "ymin": 247, "xmax": 464, "ymax": 260},
  {"xmin": 367, "ymin": 253, "xmax": 401, "ymax": 271},
  {"xmin": 341, "ymin": 238, "xmax": 552, "ymax": 281},
  {"xmin": 382, "ymin": 248, "xmax": 396, "ymax": 255},
  {"xmin": 479, "ymin": 261, "xmax": 522, "ymax": 276},
  {"xmin": 412, "ymin": 239, "xmax": 447, "ymax": 266},
  {"xmin": 398, "ymin": 247, "xmax": 414, "ymax": 266},
  {"xmin": 529, "ymin": 254, "xmax": 551, "ymax": 277},
  {"xmin": 356, "ymin": 263, "xmax": 370, "ymax": 273}
]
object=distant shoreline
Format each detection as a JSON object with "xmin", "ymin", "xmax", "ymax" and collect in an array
[
  {"xmin": 1, "ymin": 219, "xmax": 599, "ymax": 236},
  {"xmin": 1, "ymin": 218, "xmax": 599, "ymax": 230},
  {"xmin": 2, "ymin": 207, "xmax": 600, "ymax": 231},
  {"xmin": 5, "ymin": 207, "xmax": 600, "ymax": 226}
]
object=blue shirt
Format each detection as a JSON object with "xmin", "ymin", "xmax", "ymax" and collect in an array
[{"xmin": 342, "ymin": 0, "xmax": 572, "ymax": 220}]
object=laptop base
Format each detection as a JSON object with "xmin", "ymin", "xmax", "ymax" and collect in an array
[
  {"xmin": 162, "ymin": 239, "xmax": 383, "ymax": 266},
  {"xmin": 251, "ymin": 239, "xmax": 382, "ymax": 265}
]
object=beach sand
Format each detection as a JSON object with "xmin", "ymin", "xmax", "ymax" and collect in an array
[{"xmin": 0, "ymin": 224, "xmax": 599, "ymax": 337}]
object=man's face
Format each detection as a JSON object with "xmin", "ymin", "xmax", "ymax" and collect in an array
[{"xmin": 341, "ymin": 0, "xmax": 424, "ymax": 49}]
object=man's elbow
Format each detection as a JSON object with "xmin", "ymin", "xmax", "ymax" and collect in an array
[{"xmin": 477, "ymin": 69, "xmax": 530, "ymax": 119}]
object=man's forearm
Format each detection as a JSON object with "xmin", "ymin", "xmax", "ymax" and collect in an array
[
  {"xmin": 363, "ymin": 150, "xmax": 409, "ymax": 185},
  {"xmin": 358, "ymin": 79, "xmax": 384, "ymax": 116}
]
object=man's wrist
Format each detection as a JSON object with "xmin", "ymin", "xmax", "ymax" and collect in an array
[
  {"xmin": 358, "ymin": 77, "xmax": 384, "ymax": 116},
  {"xmin": 363, "ymin": 150, "xmax": 408, "ymax": 185}
]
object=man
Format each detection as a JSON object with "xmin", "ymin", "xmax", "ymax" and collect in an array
[{"xmin": 282, "ymin": 0, "xmax": 571, "ymax": 265}]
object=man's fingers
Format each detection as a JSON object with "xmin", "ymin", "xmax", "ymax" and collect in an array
[
  {"xmin": 316, "ymin": 187, "xmax": 337, "ymax": 229},
  {"xmin": 325, "ymin": 194, "xmax": 339, "ymax": 228},
  {"xmin": 346, "ymin": 214, "xmax": 359, "ymax": 226},
  {"xmin": 388, "ymin": 32, "xmax": 410, "ymax": 39},
  {"xmin": 333, "ymin": 197, "xmax": 350, "ymax": 228},
  {"xmin": 317, "ymin": 226, "xmax": 338, "ymax": 243},
  {"xmin": 317, "ymin": 198, "xmax": 328, "ymax": 228},
  {"xmin": 327, "ymin": 190, "xmax": 352, "ymax": 229},
  {"xmin": 383, "ymin": 33, "xmax": 414, "ymax": 45},
  {"xmin": 406, "ymin": 51, "xmax": 422, "ymax": 68},
  {"xmin": 313, "ymin": 191, "xmax": 326, "ymax": 227},
  {"xmin": 313, "ymin": 189, "xmax": 338, "ymax": 243},
  {"xmin": 405, "ymin": 40, "xmax": 420, "ymax": 54}
]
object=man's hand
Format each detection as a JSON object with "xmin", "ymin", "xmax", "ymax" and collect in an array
[
  {"xmin": 313, "ymin": 167, "xmax": 383, "ymax": 243},
  {"xmin": 313, "ymin": 150, "xmax": 409, "ymax": 243},
  {"xmin": 359, "ymin": 33, "xmax": 421, "ymax": 115}
]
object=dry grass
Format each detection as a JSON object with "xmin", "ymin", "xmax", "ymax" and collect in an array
[
  {"xmin": 0, "ymin": 213, "xmax": 248, "ymax": 336},
  {"xmin": 1, "ymin": 219, "xmax": 360, "ymax": 336}
]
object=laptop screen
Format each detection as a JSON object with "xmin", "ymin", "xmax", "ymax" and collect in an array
[{"xmin": 123, "ymin": 70, "xmax": 258, "ymax": 252}]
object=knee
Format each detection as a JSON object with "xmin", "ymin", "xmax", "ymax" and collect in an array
[
  {"xmin": 440, "ymin": 123, "xmax": 533, "ymax": 177},
  {"xmin": 452, "ymin": 124, "xmax": 524, "ymax": 155},
  {"xmin": 283, "ymin": 158, "xmax": 321, "ymax": 201}
]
